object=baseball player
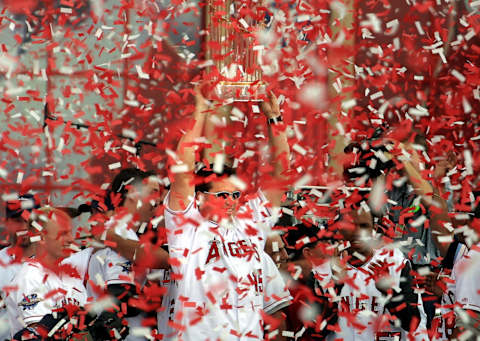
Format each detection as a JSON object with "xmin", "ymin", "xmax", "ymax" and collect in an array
[
  {"xmin": 163, "ymin": 87, "xmax": 291, "ymax": 340},
  {"xmin": 0, "ymin": 194, "xmax": 40, "ymax": 340},
  {"xmin": 4, "ymin": 207, "xmax": 90, "ymax": 339},
  {"xmin": 450, "ymin": 203, "xmax": 480, "ymax": 340},
  {"xmin": 328, "ymin": 206, "xmax": 429, "ymax": 341},
  {"xmin": 281, "ymin": 222, "xmax": 338, "ymax": 340},
  {"xmin": 87, "ymin": 168, "xmax": 167, "ymax": 341},
  {"xmin": 428, "ymin": 240, "xmax": 468, "ymax": 340}
]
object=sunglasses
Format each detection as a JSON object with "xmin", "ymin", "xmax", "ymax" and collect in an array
[{"xmin": 204, "ymin": 191, "xmax": 242, "ymax": 200}]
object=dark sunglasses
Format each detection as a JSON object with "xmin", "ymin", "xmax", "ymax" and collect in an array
[{"xmin": 204, "ymin": 191, "xmax": 242, "ymax": 200}]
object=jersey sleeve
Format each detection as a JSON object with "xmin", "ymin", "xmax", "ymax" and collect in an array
[
  {"xmin": 102, "ymin": 248, "xmax": 136, "ymax": 286},
  {"xmin": 164, "ymin": 190, "xmax": 202, "ymax": 249},
  {"xmin": 62, "ymin": 248, "xmax": 94, "ymax": 282},
  {"xmin": 12, "ymin": 265, "xmax": 55, "ymax": 326},
  {"xmin": 262, "ymin": 253, "xmax": 292, "ymax": 315}
]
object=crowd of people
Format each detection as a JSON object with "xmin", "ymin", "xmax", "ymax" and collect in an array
[{"xmin": 0, "ymin": 87, "xmax": 479, "ymax": 341}]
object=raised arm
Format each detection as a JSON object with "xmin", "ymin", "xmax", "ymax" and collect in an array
[
  {"xmin": 168, "ymin": 86, "xmax": 208, "ymax": 211},
  {"xmin": 105, "ymin": 229, "xmax": 169, "ymax": 269},
  {"xmin": 395, "ymin": 145, "xmax": 453, "ymax": 257},
  {"xmin": 260, "ymin": 92, "xmax": 290, "ymax": 207}
]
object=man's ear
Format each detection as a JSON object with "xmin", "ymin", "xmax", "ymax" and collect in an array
[
  {"xmin": 196, "ymin": 192, "xmax": 205, "ymax": 207},
  {"xmin": 302, "ymin": 247, "xmax": 312, "ymax": 260}
]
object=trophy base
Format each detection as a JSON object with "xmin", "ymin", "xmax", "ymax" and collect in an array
[{"xmin": 214, "ymin": 82, "xmax": 266, "ymax": 102}]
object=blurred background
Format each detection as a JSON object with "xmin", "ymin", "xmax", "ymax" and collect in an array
[{"xmin": 0, "ymin": 0, "xmax": 478, "ymax": 237}]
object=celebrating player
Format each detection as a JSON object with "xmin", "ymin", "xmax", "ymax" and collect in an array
[
  {"xmin": 450, "ymin": 202, "xmax": 480, "ymax": 340},
  {"xmin": 87, "ymin": 168, "xmax": 168, "ymax": 340},
  {"xmin": 330, "ymin": 205, "xmax": 428, "ymax": 340},
  {"xmin": 4, "ymin": 207, "xmax": 92, "ymax": 339},
  {"xmin": 282, "ymin": 222, "xmax": 338, "ymax": 340},
  {"xmin": 163, "ymin": 86, "xmax": 292, "ymax": 340}
]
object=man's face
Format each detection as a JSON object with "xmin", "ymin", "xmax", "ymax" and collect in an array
[
  {"xmin": 339, "ymin": 209, "xmax": 375, "ymax": 255},
  {"xmin": 43, "ymin": 211, "xmax": 74, "ymax": 260},
  {"xmin": 198, "ymin": 177, "xmax": 241, "ymax": 221},
  {"xmin": 265, "ymin": 234, "xmax": 288, "ymax": 268},
  {"xmin": 126, "ymin": 177, "xmax": 161, "ymax": 223}
]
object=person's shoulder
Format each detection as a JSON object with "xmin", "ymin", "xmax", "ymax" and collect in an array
[
  {"xmin": 12, "ymin": 261, "xmax": 46, "ymax": 286},
  {"xmin": 0, "ymin": 246, "xmax": 10, "ymax": 259},
  {"xmin": 64, "ymin": 247, "xmax": 94, "ymax": 263},
  {"xmin": 0, "ymin": 247, "xmax": 13, "ymax": 268},
  {"xmin": 164, "ymin": 190, "xmax": 199, "ymax": 216},
  {"xmin": 62, "ymin": 247, "xmax": 94, "ymax": 278},
  {"xmin": 467, "ymin": 242, "xmax": 480, "ymax": 255}
]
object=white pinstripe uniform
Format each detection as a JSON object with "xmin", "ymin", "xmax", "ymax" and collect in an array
[
  {"xmin": 328, "ymin": 247, "xmax": 428, "ymax": 341},
  {"xmin": 163, "ymin": 190, "xmax": 291, "ymax": 341}
]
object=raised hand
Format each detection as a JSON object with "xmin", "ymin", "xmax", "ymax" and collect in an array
[{"xmin": 260, "ymin": 91, "xmax": 281, "ymax": 119}]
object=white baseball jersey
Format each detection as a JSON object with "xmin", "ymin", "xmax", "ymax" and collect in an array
[
  {"xmin": 452, "ymin": 242, "xmax": 480, "ymax": 313},
  {"xmin": 164, "ymin": 190, "xmax": 291, "ymax": 341},
  {"xmin": 87, "ymin": 214, "xmax": 148, "ymax": 341},
  {"xmin": 157, "ymin": 252, "xmax": 290, "ymax": 340},
  {"xmin": 330, "ymin": 247, "xmax": 428, "ymax": 341},
  {"xmin": 0, "ymin": 247, "xmax": 23, "ymax": 339},
  {"xmin": 4, "ymin": 254, "xmax": 90, "ymax": 336},
  {"xmin": 432, "ymin": 243, "xmax": 467, "ymax": 341},
  {"xmin": 156, "ymin": 269, "xmax": 177, "ymax": 340}
]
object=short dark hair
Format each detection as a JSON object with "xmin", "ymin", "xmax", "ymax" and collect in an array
[
  {"xmin": 282, "ymin": 222, "xmax": 323, "ymax": 261},
  {"xmin": 105, "ymin": 168, "xmax": 156, "ymax": 210},
  {"xmin": 194, "ymin": 164, "xmax": 236, "ymax": 193}
]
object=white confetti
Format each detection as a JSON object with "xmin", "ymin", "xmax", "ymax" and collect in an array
[
  {"xmin": 198, "ymin": 60, "xmax": 214, "ymax": 68},
  {"xmin": 29, "ymin": 110, "xmax": 40, "ymax": 122},
  {"xmin": 239, "ymin": 18, "xmax": 249, "ymax": 29},
  {"xmin": 464, "ymin": 150, "xmax": 473, "ymax": 175},
  {"xmin": 151, "ymin": 216, "xmax": 163, "ymax": 229},
  {"xmin": 135, "ymin": 65, "xmax": 150, "ymax": 79},
  {"xmin": 122, "ymin": 144, "xmax": 137, "ymax": 154},
  {"xmin": 294, "ymin": 174, "xmax": 313, "ymax": 188},
  {"xmin": 292, "ymin": 143, "xmax": 307, "ymax": 156},
  {"xmin": 410, "ymin": 215, "xmax": 426, "ymax": 228},
  {"xmin": 16, "ymin": 171, "xmax": 24, "ymax": 184},
  {"xmin": 408, "ymin": 105, "xmax": 429, "ymax": 117},
  {"xmin": 272, "ymin": 241, "xmax": 279, "ymax": 253},
  {"xmin": 213, "ymin": 153, "xmax": 225, "ymax": 174},
  {"xmin": 352, "ymin": 251, "xmax": 366, "ymax": 262},
  {"xmin": 341, "ymin": 98, "xmax": 356, "ymax": 110},
  {"xmin": 451, "ymin": 69, "xmax": 466, "ymax": 83},
  {"xmin": 415, "ymin": 21, "xmax": 425, "ymax": 35},
  {"xmin": 229, "ymin": 175, "xmax": 246, "ymax": 191},
  {"xmin": 108, "ymin": 162, "xmax": 121, "ymax": 170},
  {"xmin": 437, "ymin": 235, "xmax": 453, "ymax": 244},
  {"xmin": 30, "ymin": 235, "xmax": 42, "ymax": 243},
  {"xmin": 370, "ymin": 91, "xmax": 383, "ymax": 100},
  {"xmin": 31, "ymin": 221, "xmax": 43, "ymax": 231}
]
